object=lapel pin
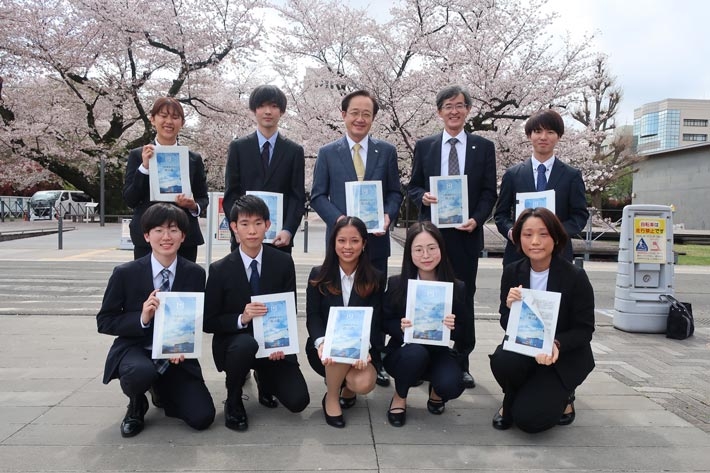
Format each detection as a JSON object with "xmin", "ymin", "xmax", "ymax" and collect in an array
[{"xmin": 471, "ymin": 145, "xmax": 476, "ymax": 149}]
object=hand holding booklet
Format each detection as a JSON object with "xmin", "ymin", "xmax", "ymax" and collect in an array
[
  {"xmin": 503, "ymin": 288, "xmax": 560, "ymax": 357},
  {"xmin": 149, "ymin": 146, "xmax": 192, "ymax": 202},
  {"xmin": 403, "ymin": 279, "xmax": 453, "ymax": 346},
  {"xmin": 322, "ymin": 307, "xmax": 373, "ymax": 364},
  {"xmin": 152, "ymin": 292, "xmax": 204, "ymax": 359},
  {"xmin": 251, "ymin": 292, "xmax": 299, "ymax": 358}
]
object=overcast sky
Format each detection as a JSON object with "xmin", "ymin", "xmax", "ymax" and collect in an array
[{"xmin": 347, "ymin": 0, "xmax": 710, "ymax": 126}]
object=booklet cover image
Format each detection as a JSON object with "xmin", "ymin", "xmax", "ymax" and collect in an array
[
  {"xmin": 514, "ymin": 300, "xmax": 545, "ymax": 349},
  {"xmin": 262, "ymin": 300, "xmax": 290, "ymax": 349},
  {"xmin": 162, "ymin": 296, "xmax": 196, "ymax": 354},
  {"xmin": 412, "ymin": 284, "xmax": 445, "ymax": 341},
  {"xmin": 330, "ymin": 310, "xmax": 365, "ymax": 359},
  {"xmin": 156, "ymin": 151, "xmax": 183, "ymax": 194},
  {"xmin": 436, "ymin": 178, "xmax": 464, "ymax": 225}
]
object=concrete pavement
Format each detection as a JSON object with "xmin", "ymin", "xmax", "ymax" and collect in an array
[{"xmin": 0, "ymin": 217, "xmax": 708, "ymax": 472}]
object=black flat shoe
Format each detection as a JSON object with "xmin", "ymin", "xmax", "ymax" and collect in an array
[
  {"xmin": 322, "ymin": 394, "xmax": 345, "ymax": 428},
  {"xmin": 492, "ymin": 406, "xmax": 512, "ymax": 430},
  {"xmin": 225, "ymin": 396, "xmax": 249, "ymax": 432},
  {"xmin": 426, "ymin": 383, "xmax": 446, "ymax": 415},
  {"xmin": 339, "ymin": 387, "xmax": 357, "ymax": 409},
  {"xmin": 254, "ymin": 371, "xmax": 278, "ymax": 408},
  {"xmin": 376, "ymin": 366, "xmax": 391, "ymax": 387},
  {"xmin": 387, "ymin": 397, "xmax": 406, "ymax": 427},
  {"xmin": 558, "ymin": 393, "xmax": 576, "ymax": 426},
  {"xmin": 148, "ymin": 386, "xmax": 163, "ymax": 409},
  {"xmin": 462, "ymin": 371, "xmax": 476, "ymax": 389},
  {"xmin": 120, "ymin": 394, "xmax": 149, "ymax": 438}
]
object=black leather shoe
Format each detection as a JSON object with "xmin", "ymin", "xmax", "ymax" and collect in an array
[
  {"xmin": 492, "ymin": 406, "xmax": 512, "ymax": 430},
  {"xmin": 462, "ymin": 371, "xmax": 476, "ymax": 389},
  {"xmin": 376, "ymin": 366, "xmax": 390, "ymax": 387},
  {"xmin": 148, "ymin": 386, "xmax": 163, "ymax": 409},
  {"xmin": 426, "ymin": 383, "xmax": 446, "ymax": 415},
  {"xmin": 558, "ymin": 393, "xmax": 576, "ymax": 426},
  {"xmin": 339, "ymin": 387, "xmax": 357, "ymax": 409},
  {"xmin": 322, "ymin": 394, "xmax": 345, "ymax": 428},
  {"xmin": 387, "ymin": 398, "xmax": 406, "ymax": 427},
  {"xmin": 120, "ymin": 394, "xmax": 149, "ymax": 438},
  {"xmin": 225, "ymin": 396, "xmax": 249, "ymax": 431},
  {"xmin": 254, "ymin": 371, "xmax": 278, "ymax": 408}
]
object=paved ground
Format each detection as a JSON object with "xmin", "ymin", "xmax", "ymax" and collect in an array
[{"xmin": 0, "ymin": 217, "xmax": 708, "ymax": 472}]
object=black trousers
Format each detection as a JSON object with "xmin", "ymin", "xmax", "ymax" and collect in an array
[
  {"xmin": 383, "ymin": 344, "xmax": 464, "ymax": 402},
  {"xmin": 489, "ymin": 344, "xmax": 570, "ymax": 433},
  {"xmin": 133, "ymin": 244, "xmax": 198, "ymax": 263},
  {"xmin": 223, "ymin": 333, "xmax": 309, "ymax": 413},
  {"xmin": 117, "ymin": 346, "xmax": 215, "ymax": 430}
]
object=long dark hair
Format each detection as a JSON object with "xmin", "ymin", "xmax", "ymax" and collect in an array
[
  {"xmin": 309, "ymin": 217, "xmax": 380, "ymax": 297},
  {"xmin": 390, "ymin": 221, "xmax": 456, "ymax": 309}
]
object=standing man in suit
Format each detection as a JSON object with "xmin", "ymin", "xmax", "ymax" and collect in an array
[
  {"xmin": 223, "ymin": 85, "xmax": 306, "ymax": 253},
  {"xmin": 123, "ymin": 97, "xmax": 209, "ymax": 262},
  {"xmin": 494, "ymin": 109, "xmax": 589, "ymax": 266},
  {"xmin": 310, "ymin": 89, "xmax": 403, "ymax": 387},
  {"xmin": 408, "ymin": 85, "xmax": 498, "ymax": 389},
  {"xmin": 97, "ymin": 203, "xmax": 215, "ymax": 438},
  {"xmin": 204, "ymin": 195, "xmax": 310, "ymax": 432}
]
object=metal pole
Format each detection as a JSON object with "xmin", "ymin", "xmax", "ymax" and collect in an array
[
  {"xmin": 57, "ymin": 212, "xmax": 63, "ymax": 250},
  {"xmin": 303, "ymin": 219, "xmax": 309, "ymax": 253},
  {"xmin": 99, "ymin": 155, "xmax": 106, "ymax": 227}
]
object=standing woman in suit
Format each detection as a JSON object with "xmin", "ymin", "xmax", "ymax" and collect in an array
[
  {"xmin": 123, "ymin": 97, "xmax": 209, "ymax": 262},
  {"xmin": 490, "ymin": 207, "xmax": 595, "ymax": 433},
  {"xmin": 305, "ymin": 217, "xmax": 385, "ymax": 428},
  {"xmin": 381, "ymin": 222, "xmax": 468, "ymax": 427}
]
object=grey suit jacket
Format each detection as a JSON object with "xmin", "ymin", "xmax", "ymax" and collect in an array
[{"xmin": 310, "ymin": 136, "xmax": 403, "ymax": 260}]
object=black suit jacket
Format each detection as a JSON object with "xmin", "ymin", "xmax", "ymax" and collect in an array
[
  {"xmin": 382, "ymin": 275, "xmax": 470, "ymax": 352},
  {"xmin": 223, "ymin": 132, "xmax": 306, "ymax": 240},
  {"xmin": 499, "ymin": 256, "xmax": 595, "ymax": 390},
  {"xmin": 305, "ymin": 265, "xmax": 385, "ymax": 354},
  {"xmin": 408, "ymin": 132, "xmax": 497, "ymax": 255},
  {"xmin": 204, "ymin": 244, "xmax": 297, "ymax": 372},
  {"xmin": 494, "ymin": 157, "xmax": 589, "ymax": 263},
  {"xmin": 123, "ymin": 146, "xmax": 209, "ymax": 249},
  {"xmin": 96, "ymin": 255, "xmax": 207, "ymax": 384}
]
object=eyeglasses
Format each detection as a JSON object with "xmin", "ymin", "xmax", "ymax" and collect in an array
[
  {"xmin": 412, "ymin": 245, "xmax": 440, "ymax": 256},
  {"xmin": 346, "ymin": 110, "xmax": 373, "ymax": 120},
  {"xmin": 441, "ymin": 103, "xmax": 469, "ymax": 112},
  {"xmin": 150, "ymin": 226, "xmax": 183, "ymax": 237}
]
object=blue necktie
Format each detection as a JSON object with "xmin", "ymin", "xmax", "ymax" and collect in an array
[
  {"xmin": 249, "ymin": 259, "xmax": 260, "ymax": 295},
  {"xmin": 154, "ymin": 268, "xmax": 171, "ymax": 375},
  {"xmin": 536, "ymin": 164, "xmax": 547, "ymax": 192}
]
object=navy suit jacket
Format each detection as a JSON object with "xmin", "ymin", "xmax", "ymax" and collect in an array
[
  {"xmin": 123, "ymin": 146, "xmax": 208, "ymax": 249},
  {"xmin": 203, "ymin": 244, "xmax": 297, "ymax": 372},
  {"xmin": 494, "ymin": 157, "xmax": 589, "ymax": 264},
  {"xmin": 408, "ymin": 132, "xmax": 497, "ymax": 254},
  {"xmin": 499, "ymin": 256, "xmax": 595, "ymax": 390},
  {"xmin": 223, "ymin": 132, "xmax": 306, "ymax": 239},
  {"xmin": 96, "ymin": 255, "xmax": 207, "ymax": 384},
  {"xmin": 310, "ymin": 136, "xmax": 403, "ymax": 260}
]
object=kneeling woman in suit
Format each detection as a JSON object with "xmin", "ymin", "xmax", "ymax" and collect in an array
[
  {"xmin": 306, "ymin": 217, "xmax": 385, "ymax": 428},
  {"xmin": 490, "ymin": 207, "xmax": 595, "ymax": 433},
  {"xmin": 382, "ymin": 222, "xmax": 468, "ymax": 427}
]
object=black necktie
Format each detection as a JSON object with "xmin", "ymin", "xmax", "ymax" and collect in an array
[
  {"xmin": 536, "ymin": 164, "xmax": 547, "ymax": 192},
  {"xmin": 154, "ymin": 268, "xmax": 171, "ymax": 375},
  {"xmin": 447, "ymin": 138, "xmax": 460, "ymax": 175},
  {"xmin": 261, "ymin": 141, "xmax": 270, "ymax": 174},
  {"xmin": 249, "ymin": 259, "xmax": 260, "ymax": 295}
]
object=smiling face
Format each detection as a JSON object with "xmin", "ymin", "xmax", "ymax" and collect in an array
[
  {"xmin": 342, "ymin": 95, "xmax": 375, "ymax": 143},
  {"xmin": 150, "ymin": 106, "xmax": 184, "ymax": 145},
  {"xmin": 144, "ymin": 223, "xmax": 185, "ymax": 264},
  {"xmin": 410, "ymin": 230, "xmax": 441, "ymax": 280},
  {"xmin": 231, "ymin": 213, "xmax": 271, "ymax": 258},
  {"xmin": 529, "ymin": 128, "xmax": 560, "ymax": 162},
  {"xmin": 334, "ymin": 224, "xmax": 365, "ymax": 269},
  {"xmin": 519, "ymin": 216, "xmax": 554, "ymax": 271},
  {"xmin": 437, "ymin": 93, "xmax": 471, "ymax": 136}
]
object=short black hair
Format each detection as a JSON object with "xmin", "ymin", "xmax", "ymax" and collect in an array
[
  {"xmin": 229, "ymin": 194, "xmax": 270, "ymax": 223},
  {"xmin": 436, "ymin": 85, "xmax": 472, "ymax": 110},
  {"xmin": 512, "ymin": 207, "xmax": 569, "ymax": 257},
  {"xmin": 248, "ymin": 85, "xmax": 287, "ymax": 113},
  {"xmin": 141, "ymin": 202, "xmax": 189, "ymax": 235},
  {"xmin": 341, "ymin": 90, "xmax": 379, "ymax": 117},
  {"xmin": 524, "ymin": 109, "xmax": 565, "ymax": 137}
]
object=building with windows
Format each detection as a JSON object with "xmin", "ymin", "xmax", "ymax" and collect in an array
[{"xmin": 633, "ymin": 99, "xmax": 710, "ymax": 153}]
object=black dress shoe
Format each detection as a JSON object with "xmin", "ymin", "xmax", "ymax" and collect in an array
[
  {"xmin": 558, "ymin": 393, "xmax": 576, "ymax": 426},
  {"xmin": 387, "ymin": 398, "xmax": 406, "ymax": 427},
  {"xmin": 492, "ymin": 406, "xmax": 512, "ymax": 430},
  {"xmin": 225, "ymin": 396, "xmax": 249, "ymax": 431},
  {"xmin": 148, "ymin": 386, "xmax": 163, "ymax": 409},
  {"xmin": 120, "ymin": 394, "xmax": 149, "ymax": 438},
  {"xmin": 339, "ymin": 387, "xmax": 357, "ymax": 409},
  {"xmin": 322, "ymin": 394, "xmax": 345, "ymax": 428},
  {"xmin": 462, "ymin": 371, "xmax": 476, "ymax": 389},
  {"xmin": 376, "ymin": 366, "xmax": 390, "ymax": 387},
  {"xmin": 254, "ymin": 371, "xmax": 278, "ymax": 408},
  {"xmin": 426, "ymin": 383, "xmax": 446, "ymax": 415}
]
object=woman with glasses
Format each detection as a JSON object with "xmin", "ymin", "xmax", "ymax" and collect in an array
[
  {"xmin": 305, "ymin": 217, "xmax": 385, "ymax": 428},
  {"xmin": 381, "ymin": 222, "xmax": 469, "ymax": 427}
]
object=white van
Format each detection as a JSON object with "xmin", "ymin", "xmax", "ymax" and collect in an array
[{"xmin": 29, "ymin": 190, "xmax": 94, "ymax": 220}]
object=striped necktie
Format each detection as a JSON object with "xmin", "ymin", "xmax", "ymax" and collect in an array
[{"xmin": 447, "ymin": 138, "xmax": 460, "ymax": 175}]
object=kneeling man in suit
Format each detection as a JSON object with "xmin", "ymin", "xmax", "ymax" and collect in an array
[
  {"xmin": 204, "ymin": 195, "xmax": 310, "ymax": 432},
  {"xmin": 97, "ymin": 202, "xmax": 216, "ymax": 438}
]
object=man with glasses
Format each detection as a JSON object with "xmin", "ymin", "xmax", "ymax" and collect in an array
[
  {"xmin": 310, "ymin": 89, "xmax": 403, "ymax": 388},
  {"xmin": 408, "ymin": 85, "xmax": 498, "ymax": 389}
]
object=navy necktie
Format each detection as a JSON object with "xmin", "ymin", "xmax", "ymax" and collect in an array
[
  {"xmin": 249, "ymin": 259, "xmax": 260, "ymax": 295},
  {"xmin": 536, "ymin": 164, "xmax": 547, "ymax": 192},
  {"xmin": 261, "ymin": 141, "xmax": 270, "ymax": 174},
  {"xmin": 154, "ymin": 268, "xmax": 171, "ymax": 375}
]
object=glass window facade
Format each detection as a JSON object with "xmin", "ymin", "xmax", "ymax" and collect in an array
[{"xmin": 634, "ymin": 110, "xmax": 680, "ymax": 152}]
